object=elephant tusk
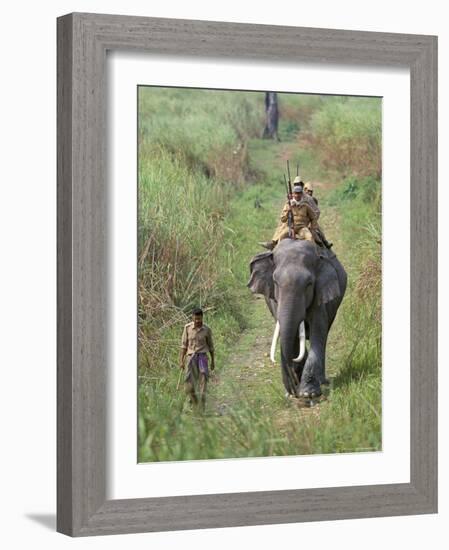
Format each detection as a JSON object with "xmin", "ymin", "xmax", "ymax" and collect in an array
[
  {"xmin": 270, "ymin": 321, "xmax": 280, "ymax": 363},
  {"xmin": 293, "ymin": 321, "xmax": 306, "ymax": 363}
]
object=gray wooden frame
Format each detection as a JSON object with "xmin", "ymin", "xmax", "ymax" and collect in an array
[{"xmin": 57, "ymin": 12, "xmax": 438, "ymax": 537}]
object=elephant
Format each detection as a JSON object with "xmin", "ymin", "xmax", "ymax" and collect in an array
[{"xmin": 247, "ymin": 238, "xmax": 347, "ymax": 398}]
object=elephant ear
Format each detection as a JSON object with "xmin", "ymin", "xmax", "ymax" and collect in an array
[
  {"xmin": 315, "ymin": 257, "xmax": 341, "ymax": 306},
  {"xmin": 247, "ymin": 251, "xmax": 275, "ymax": 300}
]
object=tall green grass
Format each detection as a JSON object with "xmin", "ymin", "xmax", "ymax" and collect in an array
[
  {"xmin": 137, "ymin": 89, "xmax": 265, "ymax": 378},
  {"xmin": 320, "ymin": 173, "xmax": 382, "ymax": 450},
  {"xmin": 139, "ymin": 87, "xmax": 263, "ymax": 183},
  {"xmin": 306, "ymin": 97, "xmax": 382, "ymax": 178}
]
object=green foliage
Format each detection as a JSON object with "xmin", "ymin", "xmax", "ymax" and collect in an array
[
  {"xmin": 325, "ymin": 175, "xmax": 382, "ymax": 442},
  {"xmin": 328, "ymin": 175, "xmax": 381, "ymax": 210},
  {"xmin": 279, "ymin": 119, "xmax": 300, "ymax": 141},
  {"xmin": 139, "ymin": 87, "xmax": 264, "ymax": 183},
  {"xmin": 341, "ymin": 178, "xmax": 359, "ymax": 200},
  {"xmin": 278, "ymin": 93, "xmax": 325, "ymax": 132},
  {"xmin": 307, "ymin": 97, "xmax": 382, "ymax": 178}
]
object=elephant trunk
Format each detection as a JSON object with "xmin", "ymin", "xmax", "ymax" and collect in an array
[
  {"xmin": 279, "ymin": 320, "xmax": 298, "ymax": 363},
  {"xmin": 278, "ymin": 298, "xmax": 305, "ymax": 363}
]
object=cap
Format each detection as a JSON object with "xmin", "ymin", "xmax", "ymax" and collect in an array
[
  {"xmin": 293, "ymin": 176, "xmax": 302, "ymax": 184},
  {"xmin": 293, "ymin": 185, "xmax": 303, "ymax": 193}
]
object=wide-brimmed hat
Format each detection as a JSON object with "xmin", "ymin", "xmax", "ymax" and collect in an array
[{"xmin": 293, "ymin": 176, "xmax": 302, "ymax": 184}]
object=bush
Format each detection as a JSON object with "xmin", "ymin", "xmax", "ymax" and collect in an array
[{"xmin": 328, "ymin": 175, "xmax": 381, "ymax": 212}]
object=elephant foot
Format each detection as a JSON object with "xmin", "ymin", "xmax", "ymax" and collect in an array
[
  {"xmin": 285, "ymin": 391, "xmax": 298, "ymax": 400},
  {"xmin": 299, "ymin": 390, "xmax": 321, "ymax": 398},
  {"xmin": 299, "ymin": 379, "xmax": 321, "ymax": 399}
]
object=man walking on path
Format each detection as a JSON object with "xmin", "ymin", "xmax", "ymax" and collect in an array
[{"xmin": 179, "ymin": 308, "xmax": 215, "ymax": 410}]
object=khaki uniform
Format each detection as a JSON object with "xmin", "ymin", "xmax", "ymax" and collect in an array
[
  {"xmin": 272, "ymin": 199, "xmax": 318, "ymax": 242},
  {"xmin": 181, "ymin": 322, "xmax": 214, "ymax": 356},
  {"xmin": 181, "ymin": 322, "xmax": 214, "ymax": 407},
  {"xmin": 301, "ymin": 192, "xmax": 320, "ymax": 219}
]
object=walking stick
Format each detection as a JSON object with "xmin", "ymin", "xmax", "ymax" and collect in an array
[{"xmin": 176, "ymin": 367, "xmax": 183, "ymax": 390}]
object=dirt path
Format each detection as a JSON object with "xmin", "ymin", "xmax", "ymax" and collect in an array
[
  {"xmin": 207, "ymin": 292, "xmax": 325, "ymax": 435},
  {"xmin": 208, "ymin": 295, "xmax": 274, "ymax": 415}
]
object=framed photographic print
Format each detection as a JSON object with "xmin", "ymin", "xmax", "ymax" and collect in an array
[{"xmin": 57, "ymin": 12, "xmax": 437, "ymax": 536}]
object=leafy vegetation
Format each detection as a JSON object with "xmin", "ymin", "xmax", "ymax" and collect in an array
[{"xmin": 304, "ymin": 97, "xmax": 382, "ymax": 178}]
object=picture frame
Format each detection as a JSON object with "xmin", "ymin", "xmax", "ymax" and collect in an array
[{"xmin": 57, "ymin": 12, "xmax": 437, "ymax": 537}]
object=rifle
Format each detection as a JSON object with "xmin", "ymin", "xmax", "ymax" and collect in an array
[
  {"xmin": 283, "ymin": 173, "xmax": 295, "ymax": 239},
  {"xmin": 286, "ymin": 160, "xmax": 293, "ymax": 195}
]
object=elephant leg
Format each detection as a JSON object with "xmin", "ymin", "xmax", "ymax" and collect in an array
[
  {"xmin": 299, "ymin": 351, "xmax": 322, "ymax": 397},
  {"xmin": 299, "ymin": 311, "xmax": 328, "ymax": 397},
  {"xmin": 303, "ymin": 321, "xmax": 322, "ymax": 380},
  {"xmin": 318, "ymin": 333, "xmax": 329, "ymax": 385},
  {"xmin": 293, "ymin": 345, "xmax": 308, "ymax": 385}
]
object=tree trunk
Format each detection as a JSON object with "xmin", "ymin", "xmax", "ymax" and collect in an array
[{"xmin": 262, "ymin": 92, "xmax": 280, "ymax": 141}]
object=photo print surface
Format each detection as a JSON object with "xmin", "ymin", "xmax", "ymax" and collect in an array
[{"xmin": 137, "ymin": 86, "xmax": 382, "ymax": 462}]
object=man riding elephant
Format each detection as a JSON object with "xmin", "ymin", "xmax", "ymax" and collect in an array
[
  {"xmin": 302, "ymin": 180, "xmax": 332, "ymax": 247},
  {"xmin": 303, "ymin": 181, "xmax": 318, "ymax": 205},
  {"xmin": 275, "ymin": 184, "xmax": 318, "ymax": 242},
  {"xmin": 294, "ymin": 176, "xmax": 319, "ymax": 217},
  {"xmin": 260, "ymin": 177, "xmax": 332, "ymax": 250}
]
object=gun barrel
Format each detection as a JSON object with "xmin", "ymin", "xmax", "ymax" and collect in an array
[
  {"xmin": 286, "ymin": 161, "xmax": 292, "ymax": 195},
  {"xmin": 283, "ymin": 173, "xmax": 294, "ymax": 239},
  {"xmin": 283, "ymin": 174, "xmax": 289, "ymax": 195}
]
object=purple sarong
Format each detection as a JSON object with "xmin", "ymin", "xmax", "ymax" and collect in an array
[{"xmin": 186, "ymin": 352, "xmax": 209, "ymax": 380}]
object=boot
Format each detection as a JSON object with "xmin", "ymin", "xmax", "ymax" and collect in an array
[
  {"xmin": 258, "ymin": 240, "xmax": 276, "ymax": 250},
  {"xmin": 316, "ymin": 229, "xmax": 333, "ymax": 249}
]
